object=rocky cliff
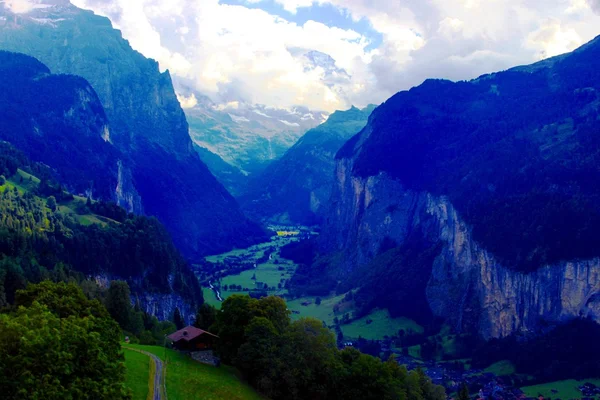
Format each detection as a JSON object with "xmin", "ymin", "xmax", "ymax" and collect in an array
[
  {"xmin": 325, "ymin": 160, "xmax": 600, "ymax": 338},
  {"xmin": 322, "ymin": 36, "xmax": 600, "ymax": 338}
]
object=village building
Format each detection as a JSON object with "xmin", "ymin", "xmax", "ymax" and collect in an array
[{"xmin": 167, "ymin": 326, "xmax": 219, "ymax": 352}]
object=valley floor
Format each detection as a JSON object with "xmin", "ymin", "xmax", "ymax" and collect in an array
[{"xmin": 197, "ymin": 226, "xmax": 421, "ymax": 341}]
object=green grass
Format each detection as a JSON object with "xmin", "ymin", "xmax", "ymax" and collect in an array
[
  {"xmin": 484, "ymin": 360, "xmax": 516, "ymax": 376},
  {"xmin": 408, "ymin": 345, "xmax": 421, "ymax": 358},
  {"xmin": 286, "ymin": 293, "xmax": 348, "ymax": 326},
  {"xmin": 205, "ymin": 236, "xmax": 296, "ymax": 264},
  {"xmin": 521, "ymin": 379, "xmax": 600, "ymax": 400},
  {"xmin": 340, "ymin": 309, "xmax": 423, "ymax": 340},
  {"xmin": 203, "ymin": 233, "xmax": 300, "ymax": 307},
  {"xmin": 203, "ymin": 287, "xmax": 223, "ymax": 308},
  {"xmin": 4, "ymin": 170, "xmax": 113, "ymax": 227},
  {"xmin": 125, "ymin": 344, "xmax": 263, "ymax": 400},
  {"xmin": 123, "ymin": 348, "xmax": 150, "ymax": 400}
]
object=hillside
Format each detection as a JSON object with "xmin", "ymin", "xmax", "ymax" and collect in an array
[
  {"xmin": 0, "ymin": 2, "xmax": 267, "ymax": 258},
  {"xmin": 195, "ymin": 145, "xmax": 248, "ymax": 197},
  {"xmin": 242, "ymin": 105, "xmax": 375, "ymax": 224},
  {"xmin": 124, "ymin": 345, "xmax": 263, "ymax": 400},
  {"xmin": 0, "ymin": 51, "xmax": 121, "ymax": 201},
  {"xmin": 319, "ymin": 35, "xmax": 600, "ymax": 338},
  {"xmin": 0, "ymin": 141, "xmax": 202, "ymax": 319}
]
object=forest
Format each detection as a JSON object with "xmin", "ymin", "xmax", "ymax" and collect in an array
[
  {"xmin": 211, "ymin": 294, "xmax": 446, "ymax": 400},
  {"xmin": 0, "ymin": 143, "xmax": 202, "ymax": 308}
]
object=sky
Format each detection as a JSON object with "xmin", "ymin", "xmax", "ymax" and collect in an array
[{"xmin": 67, "ymin": 0, "xmax": 600, "ymax": 112}]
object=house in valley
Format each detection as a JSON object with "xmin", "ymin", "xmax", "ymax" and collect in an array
[{"xmin": 167, "ymin": 326, "xmax": 219, "ymax": 352}]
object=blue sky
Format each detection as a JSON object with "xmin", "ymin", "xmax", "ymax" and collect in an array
[
  {"xmin": 221, "ymin": 0, "xmax": 384, "ymax": 51},
  {"xmin": 65, "ymin": 0, "xmax": 600, "ymax": 112}
]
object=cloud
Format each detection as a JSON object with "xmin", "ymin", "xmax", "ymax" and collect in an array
[
  {"xmin": 588, "ymin": 0, "xmax": 600, "ymax": 14},
  {"xmin": 176, "ymin": 93, "xmax": 198, "ymax": 109},
  {"xmin": 71, "ymin": 0, "xmax": 600, "ymax": 112},
  {"xmin": 2, "ymin": 0, "xmax": 52, "ymax": 13},
  {"xmin": 527, "ymin": 18, "xmax": 583, "ymax": 59}
]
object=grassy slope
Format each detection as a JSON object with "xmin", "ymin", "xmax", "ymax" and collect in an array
[
  {"xmin": 123, "ymin": 348, "xmax": 150, "ymax": 400},
  {"xmin": 2, "ymin": 169, "xmax": 115, "ymax": 226},
  {"xmin": 126, "ymin": 344, "xmax": 263, "ymax": 400},
  {"xmin": 521, "ymin": 379, "xmax": 600, "ymax": 400}
]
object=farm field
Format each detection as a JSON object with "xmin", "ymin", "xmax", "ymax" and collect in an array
[
  {"xmin": 286, "ymin": 293, "xmax": 347, "ymax": 326},
  {"xmin": 521, "ymin": 379, "xmax": 600, "ymax": 400},
  {"xmin": 340, "ymin": 309, "xmax": 423, "ymax": 340},
  {"xmin": 201, "ymin": 228, "xmax": 303, "ymax": 304},
  {"xmin": 125, "ymin": 344, "xmax": 263, "ymax": 400},
  {"xmin": 201, "ymin": 233, "xmax": 423, "ymax": 340},
  {"xmin": 484, "ymin": 360, "xmax": 516, "ymax": 376},
  {"xmin": 123, "ymin": 348, "xmax": 150, "ymax": 400}
]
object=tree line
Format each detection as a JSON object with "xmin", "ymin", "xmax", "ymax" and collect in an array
[{"xmin": 211, "ymin": 294, "xmax": 446, "ymax": 400}]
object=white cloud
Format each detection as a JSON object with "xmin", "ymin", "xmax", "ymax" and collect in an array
[
  {"xmin": 587, "ymin": 0, "xmax": 600, "ymax": 14},
  {"xmin": 176, "ymin": 92, "xmax": 198, "ymax": 109},
  {"xmin": 71, "ymin": 0, "xmax": 600, "ymax": 112},
  {"xmin": 2, "ymin": 0, "xmax": 51, "ymax": 14},
  {"xmin": 527, "ymin": 18, "xmax": 583, "ymax": 59}
]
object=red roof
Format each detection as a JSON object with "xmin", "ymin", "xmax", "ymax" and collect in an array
[{"xmin": 167, "ymin": 326, "xmax": 219, "ymax": 342}]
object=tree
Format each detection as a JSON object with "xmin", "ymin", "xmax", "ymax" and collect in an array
[
  {"xmin": 315, "ymin": 297, "xmax": 322, "ymax": 305},
  {"xmin": 46, "ymin": 195, "xmax": 57, "ymax": 211},
  {"xmin": 1, "ymin": 281, "xmax": 130, "ymax": 399},
  {"xmin": 194, "ymin": 303, "xmax": 217, "ymax": 331},
  {"xmin": 457, "ymin": 383, "xmax": 470, "ymax": 400},
  {"xmin": 105, "ymin": 281, "xmax": 132, "ymax": 331},
  {"xmin": 174, "ymin": 307, "xmax": 184, "ymax": 330},
  {"xmin": 213, "ymin": 295, "xmax": 255, "ymax": 363},
  {"xmin": 0, "ymin": 175, "xmax": 5, "ymax": 186}
]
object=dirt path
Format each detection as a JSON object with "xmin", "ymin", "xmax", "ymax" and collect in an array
[{"xmin": 125, "ymin": 347, "xmax": 166, "ymax": 400}]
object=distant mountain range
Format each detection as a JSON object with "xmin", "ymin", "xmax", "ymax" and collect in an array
[
  {"xmin": 0, "ymin": 0, "xmax": 266, "ymax": 259},
  {"xmin": 242, "ymin": 105, "xmax": 375, "ymax": 224},
  {"xmin": 176, "ymin": 83, "xmax": 328, "ymax": 176}
]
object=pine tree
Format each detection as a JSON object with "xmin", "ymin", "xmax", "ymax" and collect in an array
[
  {"xmin": 458, "ymin": 382, "xmax": 470, "ymax": 400},
  {"xmin": 174, "ymin": 307, "xmax": 184, "ymax": 330}
]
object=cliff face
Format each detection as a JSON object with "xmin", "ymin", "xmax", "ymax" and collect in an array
[
  {"xmin": 0, "ymin": 50, "xmax": 129, "ymax": 202},
  {"xmin": 322, "ymin": 37, "xmax": 600, "ymax": 338},
  {"xmin": 0, "ymin": 2, "xmax": 267, "ymax": 257},
  {"xmin": 325, "ymin": 158, "xmax": 600, "ymax": 338}
]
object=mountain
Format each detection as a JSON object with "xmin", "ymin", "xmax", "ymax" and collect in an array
[
  {"xmin": 319, "ymin": 36, "xmax": 600, "ymax": 339},
  {"xmin": 0, "ymin": 50, "xmax": 123, "ymax": 201},
  {"xmin": 0, "ymin": 138, "xmax": 202, "ymax": 320},
  {"xmin": 242, "ymin": 105, "xmax": 375, "ymax": 224},
  {"xmin": 177, "ymin": 85, "xmax": 329, "ymax": 175},
  {"xmin": 0, "ymin": 1, "xmax": 266, "ymax": 258},
  {"xmin": 194, "ymin": 145, "xmax": 248, "ymax": 197}
]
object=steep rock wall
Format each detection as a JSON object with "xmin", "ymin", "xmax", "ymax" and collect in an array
[{"xmin": 323, "ymin": 157, "xmax": 600, "ymax": 338}]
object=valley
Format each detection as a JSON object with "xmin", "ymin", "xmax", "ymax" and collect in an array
[
  {"xmin": 197, "ymin": 226, "xmax": 426, "ymax": 341},
  {"xmin": 1, "ymin": 1, "xmax": 599, "ymax": 399}
]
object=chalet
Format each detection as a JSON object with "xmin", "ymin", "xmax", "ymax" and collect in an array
[{"xmin": 167, "ymin": 326, "xmax": 219, "ymax": 352}]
